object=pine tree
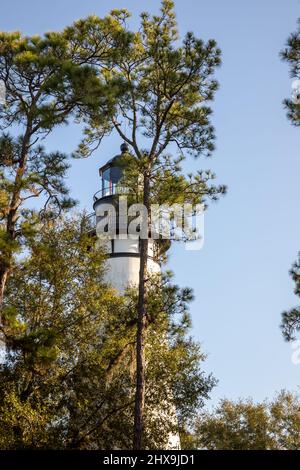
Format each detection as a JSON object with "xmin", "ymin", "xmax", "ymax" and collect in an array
[
  {"xmin": 281, "ymin": 255, "xmax": 300, "ymax": 341},
  {"xmin": 0, "ymin": 15, "xmax": 130, "ymax": 317},
  {"xmin": 280, "ymin": 24, "xmax": 300, "ymax": 340},
  {"xmin": 76, "ymin": 0, "xmax": 225, "ymax": 448},
  {"xmin": 281, "ymin": 19, "xmax": 300, "ymax": 125}
]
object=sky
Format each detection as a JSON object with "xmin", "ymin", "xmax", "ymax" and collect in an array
[{"xmin": 1, "ymin": 0, "xmax": 300, "ymax": 409}]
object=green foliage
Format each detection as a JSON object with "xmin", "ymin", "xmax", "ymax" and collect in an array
[
  {"xmin": 281, "ymin": 254, "xmax": 300, "ymax": 341},
  {"xmin": 188, "ymin": 391, "xmax": 300, "ymax": 450},
  {"xmin": 0, "ymin": 24, "xmax": 127, "ymax": 132},
  {"xmin": 0, "ymin": 15, "xmax": 131, "ymax": 312},
  {"xmin": 281, "ymin": 19, "xmax": 300, "ymax": 125},
  {"xmin": 0, "ymin": 133, "xmax": 76, "ymax": 293},
  {"xmin": 0, "ymin": 135, "xmax": 75, "ymax": 213},
  {"xmin": 0, "ymin": 214, "xmax": 215, "ymax": 449},
  {"xmin": 76, "ymin": 0, "xmax": 225, "ymax": 209},
  {"xmin": 124, "ymin": 272, "xmax": 216, "ymax": 443}
]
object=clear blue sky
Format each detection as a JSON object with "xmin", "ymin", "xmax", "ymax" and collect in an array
[{"xmin": 1, "ymin": 0, "xmax": 300, "ymax": 408}]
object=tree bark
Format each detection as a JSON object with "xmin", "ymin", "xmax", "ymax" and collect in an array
[
  {"xmin": 133, "ymin": 173, "xmax": 150, "ymax": 450},
  {"xmin": 0, "ymin": 126, "xmax": 31, "ymax": 315}
]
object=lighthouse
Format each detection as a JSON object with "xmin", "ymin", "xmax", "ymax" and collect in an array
[
  {"xmin": 93, "ymin": 143, "xmax": 162, "ymax": 292},
  {"xmin": 92, "ymin": 144, "xmax": 181, "ymax": 450}
]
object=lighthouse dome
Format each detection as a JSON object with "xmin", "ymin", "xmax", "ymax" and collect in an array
[{"xmin": 93, "ymin": 144, "xmax": 133, "ymax": 204}]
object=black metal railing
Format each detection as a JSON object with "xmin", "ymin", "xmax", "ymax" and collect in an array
[{"xmin": 93, "ymin": 183, "xmax": 130, "ymax": 202}]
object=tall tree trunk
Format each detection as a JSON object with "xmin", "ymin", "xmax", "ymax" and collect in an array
[
  {"xmin": 0, "ymin": 127, "xmax": 31, "ymax": 314},
  {"xmin": 133, "ymin": 173, "xmax": 150, "ymax": 450}
]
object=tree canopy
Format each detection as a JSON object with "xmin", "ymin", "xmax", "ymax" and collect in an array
[
  {"xmin": 0, "ymin": 13, "xmax": 131, "ymax": 314},
  {"xmin": 0, "ymin": 214, "xmax": 215, "ymax": 449},
  {"xmin": 189, "ymin": 392, "xmax": 300, "ymax": 450}
]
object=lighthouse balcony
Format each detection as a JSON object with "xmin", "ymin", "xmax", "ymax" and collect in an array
[{"xmin": 93, "ymin": 183, "xmax": 130, "ymax": 203}]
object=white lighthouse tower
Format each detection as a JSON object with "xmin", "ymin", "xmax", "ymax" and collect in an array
[
  {"xmin": 93, "ymin": 143, "xmax": 161, "ymax": 292},
  {"xmin": 92, "ymin": 144, "xmax": 181, "ymax": 450}
]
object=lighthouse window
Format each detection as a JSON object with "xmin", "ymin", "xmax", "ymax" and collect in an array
[
  {"xmin": 102, "ymin": 168, "xmax": 111, "ymax": 196},
  {"xmin": 101, "ymin": 166, "xmax": 123, "ymax": 197},
  {"xmin": 111, "ymin": 166, "xmax": 122, "ymax": 184}
]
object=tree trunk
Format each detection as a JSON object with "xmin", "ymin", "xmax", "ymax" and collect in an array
[
  {"xmin": 0, "ymin": 127, "xmax": 31, "ymax": 314},
  {"xmin": 133, "ymin": 173, "xmax": 150, "ymax": 450},
  {"xmin": 0, "ymin": 268, "xmax": 9, "ymax": 311}
]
